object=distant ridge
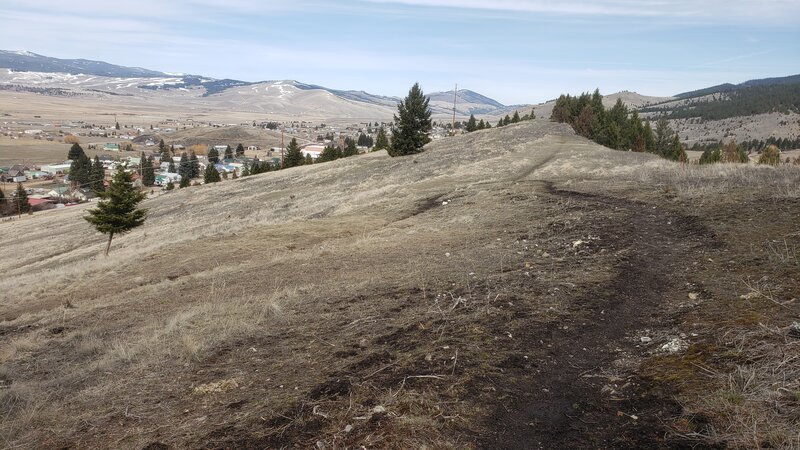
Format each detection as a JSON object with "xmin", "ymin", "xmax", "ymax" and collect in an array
[
  {"xmin": 0, "ymin": 50, "xmax": 167, "ymax": 78},
  {"xmin": 676, "ymin": 74, "xmax": 800, "ymax": 99},
  {"xmin": 0, "ymin": 49, "xmax": 522, "ymax": 118}
]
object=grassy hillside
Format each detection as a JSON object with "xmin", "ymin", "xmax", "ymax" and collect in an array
[{"xmin": 1, "ymin": 121, "xmax": 799, "ymax": 448}]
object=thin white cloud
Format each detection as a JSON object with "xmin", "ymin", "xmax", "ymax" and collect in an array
[{"xmin": 364, "ymin": 0, "xmax": 800, "ymax": 23}]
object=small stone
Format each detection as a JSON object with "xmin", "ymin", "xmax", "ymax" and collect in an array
[
  {"xmin": 640, "ymin": 336, "xmax": 652, "ymax": 343},
  {"xmin": 445, "ymin": 252, "xmax": 451, "ymax": 257},
  {"xmin": 789, "ymin": 322, "xmax": 800, "ymax": 339},
  {"xmin": 542, "ymin": 252, "xmax": 550, "ymax": 258},
  {"xmin": 344, "ymin": 424, "xmax": 353, "ymax": 433},
  {"xmin": 372, "ymin": 405, "xmax": 386, "ymax": 414},
  {"xmin": 661, "ymin": 338, "xmax": 688, "ymax": 353},
  {"xmin": 688, "ymin": 292, "xmax": 699, "ymax": 300}
]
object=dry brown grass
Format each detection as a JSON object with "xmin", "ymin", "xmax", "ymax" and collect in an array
[{"xmin": 1, "ymin": 120, "xmax": 798, "ymax": 448}]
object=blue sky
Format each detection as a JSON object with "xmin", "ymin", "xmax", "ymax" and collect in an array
[{"xmin": 1, "ymin": 0, "xmax": 798, "ymax": 105}]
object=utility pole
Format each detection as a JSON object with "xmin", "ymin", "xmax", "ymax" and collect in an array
[{"xmin": 451, "ymin": 83, "xmax": 457, "ymax": 134}]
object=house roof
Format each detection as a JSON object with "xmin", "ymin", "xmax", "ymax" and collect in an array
[{"xmin": 28, "ymin": 198, "xmax": 53, "ymax": 206}]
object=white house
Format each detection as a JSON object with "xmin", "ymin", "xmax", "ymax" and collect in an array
[
  {"xmin": 40, "ymin": 163, "xmax": 72, "ymax": 175},
  {"xmin": 301, "ymin": 144, "xmax": 325, "ymax": 160}
]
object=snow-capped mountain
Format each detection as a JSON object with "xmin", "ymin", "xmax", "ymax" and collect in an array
[{"xmin": 0, "ymin": 50, "xmax": 524, "ymax": 118}]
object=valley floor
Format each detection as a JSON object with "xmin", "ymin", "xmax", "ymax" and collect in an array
[{"xmin": 1, "ymin": 121, "xmax": 798, "ymax": 448}]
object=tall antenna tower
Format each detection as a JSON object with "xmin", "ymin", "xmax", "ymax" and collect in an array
[{"xmin": 451, "ymin": 83, "xmax": 458, "ymax": 133}]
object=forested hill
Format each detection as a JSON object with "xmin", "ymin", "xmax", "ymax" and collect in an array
[{"xmin": 640, "ymin": 75, "xmax": 800, "ymax": 121}]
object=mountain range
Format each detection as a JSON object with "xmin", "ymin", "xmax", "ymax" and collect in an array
[
  {"xmin": 1, "ymin": 50, "xmax": 798, "ymax": 138},
  {"xmin": 0, "ymin": 50, "xmax": 525, "ymax": 119}
]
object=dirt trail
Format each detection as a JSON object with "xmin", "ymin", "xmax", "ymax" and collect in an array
[{"xmin": 482, "ymin": 182, "xmax": 719, "ymax": 449}]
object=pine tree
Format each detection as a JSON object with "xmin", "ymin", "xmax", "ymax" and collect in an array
[
  {"xmin": 84, "ymin": 166, "xmax": 147, "ymax": 256},
  {"xmin": 511, "ymin": 111, "xmax": 521, "ymax": 123},
  {"xmin": 179, "ymin": 176, "xmax": 191, "ymax": 188},
  {"xmin": 304, "ymin": 154, "xmax": 314, "ymax": 165},
  {"xmin": 343, "ymin": 138, "xmax": 358, "ymax": 157},
  {"xmin": 158, "ymin": 139, "xmax": 166, "ymax": 155},
  {"xmin": 142, "ymin": 155, "xmax": 156, "ymax": 187},
  {"xmin": 477, "ymin": 119, "xmax": 485, "ymax": 130},
  {"xmin": 224, "ymin": 145, "xmax": 233, "ymax": 160},
  {"xmin": 0, "ymin": 187, "xmax": 5, "ymax": 216},
  {"xmin": 69, "ymin": 153, "xmax": 92, "ymax": 188},
  {"xmin": 251, "ymin": 157, "xmax": 261, "ymax": 175},
  {"xmin": 503, "ymin": 115, "xmax": 511, "ymax": 126},
  {"xmin": 389, "ymin": 83, "xmax": 432, "ymax": 157},
  {"xmin": 241, "ymin": 162, "xmax": 250, "ymax": 177},
  {"xmin": 13, "ymin": 183, "xmax": 30, "ymax": 216},
  {"xmin": 178, "ymin": 152, "xmax": 190, "ymax": 179},
  {"xmin": 90, "ymin": 156, "xmax": 105, "ymax": 193},
  {"xmin": 654, "ymin": 118, "xmax": 673, "ymax": 157},
  {"xmin": 204, "ymin": 163, "xmax": 221, "ymax": 183},
  {"xmin": 208, "ymin": 147, "xmax": 220, "ymax": 164},
  {"xmin": 374, "ymin": 127, "xmax": 390, "ymax": 151},
  {"xmin": 643, "ymin": 121, "xmax": 656, "ymax": 153},
  {"xmin": 68, "ymin": 143, "xmax": 86, "ymax": 161},
  {"xmin": 189, "ymin": 151, "xmax": 200, "ymax": 178},
  {"xmin": 528, "ymin": 108, "xmax": 536, "ymax": 120},
  {"xmin": 165, "ymin": 180, "xmax": 175, "ymax": 190},
  {"xmin": 168, "ymin": 159, "xmax": 176, "ymax": 173},
  {"xmin": 466, "ymin": 114, "xmax": 477, "ymax": 132},
  {"xmin": 235, "ymin": 143, "xmax": 245, "ymax": 157},
  {"xmin": 283, "ymin": 138, "xmax": 303, "ymax": 168}
]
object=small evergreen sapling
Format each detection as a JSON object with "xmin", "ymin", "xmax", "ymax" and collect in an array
[{"xmin": 84, "ymin": 166, "xmax": 147, "ymax": 256}]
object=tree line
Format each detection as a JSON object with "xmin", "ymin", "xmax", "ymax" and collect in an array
[
  {"xmin": 551, "ymin": 90, "xmax": 687, "ymax": 161},
  {"xmin": 639, "ymin": 82, "xmax": 800, "ymax": 121}
]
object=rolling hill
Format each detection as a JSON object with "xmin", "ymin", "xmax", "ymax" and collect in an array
[{"xmin": 2, "ymin": 120, "xmax": 798, "ymax": 448}]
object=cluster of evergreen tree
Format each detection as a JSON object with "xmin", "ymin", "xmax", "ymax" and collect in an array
[
  {"xmin": 356, "ymin": 133, "xmax": 374, "ymax": 148},
  {"xmin": 551, "ymin": 90, "xmax": 686, "ymax": 161},
  {"xmin": 0, "ymin": 183, "xmax": 32, "ymax": 216},
  {"xmin": 177, "ymin": 151, "xmax": 201, "ymax": 183},
  {"xmin": 68, "ymin": 143, "xmax": 106, "ymax": 191},
  {"xmin": 492, "ymin": 109, "xmax": 536, "ymax": 129},
  {"xmin": 243, "ymin": 157, "xmax": 275, "ymax": 176},
  {"xmin": 317, "ymin": 137, "xmax": 364, "ymax": 162},
  {"xmin": 465, "ymin": 115, "xmax": 494, "ymax": 132},
  {"xmin": 640, "ymin": 82, "xmax": 800, "ymax": 121},
  {"xmin": 204, "ymin": 163, "xmax": 221, "ymax": 183},
  {"xmin": 691, "ymin": 136, "xmax": 800, "ymax": 153},
  {"xmin": 698, "ymin": 141, "xmax": 750, "ymax": 164}
]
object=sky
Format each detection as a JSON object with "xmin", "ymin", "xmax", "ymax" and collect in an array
[{"xmin": 1, "ymin": 0, "xmax": 798, "ymax": 105}]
